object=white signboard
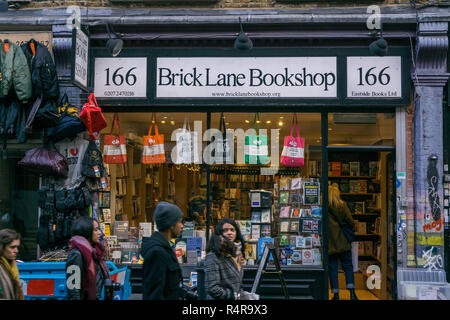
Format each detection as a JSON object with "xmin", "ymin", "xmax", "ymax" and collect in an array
[
  {"xmin": 156, "ymin": 57, "xmax": 337, "ymax": 98},
  {"xmin": 73, "ymin": 28, "xmax": 89, "ymax": 90},
  {"xmin": 347, "ymin": 56, "xmax": 402, "ymax": 99},
  {"xmin": 94, "ymin": 57, "xmax": 147, "ymax": 98}
]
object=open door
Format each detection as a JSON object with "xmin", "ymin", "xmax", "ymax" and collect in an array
[{"xmin": 385, "ymin": 152, "xmax": 397, "ymax": 299}]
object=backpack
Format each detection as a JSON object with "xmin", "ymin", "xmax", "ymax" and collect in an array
[{"xmin": 80, "ymin": 93, "xmax": 107, "ymax": 140}]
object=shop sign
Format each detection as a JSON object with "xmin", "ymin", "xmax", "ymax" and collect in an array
[
  {"xmin": 71, "ymin": 27, "xmax": 89, "ymax": 91},
  {"xmin": 156, "ymin": 57, "xmax": 337, "ymax": 98},
  {"xmin": 94, "ymin": 57, "xmax": 147, "ymax": 98},
  {"xmin": 347, "ymin": 56, "xmax": 402, "ymax": 99}
]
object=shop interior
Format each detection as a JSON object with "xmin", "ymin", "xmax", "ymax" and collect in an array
[{"xmin": 98, "ymin": 111, "xmax": 395, "ymax": 299}]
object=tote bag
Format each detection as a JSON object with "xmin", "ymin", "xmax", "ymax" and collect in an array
[
  {"xmin": 213, "ymin": 112, "xmax": 233, "ymax": 164},
  {"xmin": 281, "ymin": 113, "xmax": 305, "ymax": 167},
  {"xmin": 175, "ymin": 115, "xmax": 199, "ymax": 164},
  {"xmin": 103, "ymin": 113, "xmax": 127, "ymax": 164},
  {"xmin": 245, "ymin": 113, "xmax": 269, "ymax": 165},
  {"xmin": 142, "ymin": 113, "xmax": 165, "ymax": 164},
  {"xmin": 80, "ymin": 93, "xmax": 107, "ymax": 140}
]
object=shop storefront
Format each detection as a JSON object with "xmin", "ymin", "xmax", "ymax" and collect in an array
[{"xmin": 86, "ymin": 43, "xmax": 411, "ymax": 299}]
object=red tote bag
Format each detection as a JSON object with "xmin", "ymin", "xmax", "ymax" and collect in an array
[
  {"xmin": 80, "ymin": 93, "xmax": 108, "ymax": 140},
  {"xmin": 142, "ymin": 113, "xmax": 165, "ymax": 164},
  {"xmin": 281, "ymin": 113, "xmax": 305, "ymax": 167},
  {"xmin": 103, "ymin": 113, "xmax": 127, "ymax": 164}
]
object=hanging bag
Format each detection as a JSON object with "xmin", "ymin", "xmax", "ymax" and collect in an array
[
  {"xmin": 142, "ymin": 113, "xmax": 165, "ymax": 164},
  {"xmin": 18, "ymin": 145, "xmax": 68, "ymax": 178},
  {"xmin": 175, "ymin": 115, "xmax": 199, "ymax": 164},
  {"xmin": 45, "ymin": 93, "xmax": 86, "ymax": 143},
  {"xmin": 80, "ymin": 93, "xmax": 107, "ymax": 140},
  {"xmin": 281, "ymin": 113, "xmax": 305, "ymax": 167},
  {"xmin": 213, "ymin": 112, "xmax": 233, "ymax": 164},
  {"xmin": 103, "ymin": 113, "xmax": 127, "ymax": 164},
  {"xmin": 245, "ymin": 113, "xmax": 269, "ymax": 164},
  {"xmin": 329, "ymin": 207, "xmax": 356, "ymax": 243}
]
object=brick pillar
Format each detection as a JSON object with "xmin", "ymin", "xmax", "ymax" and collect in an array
[{"xmin": 412, "ymin": 22, "xmax": 449, "ymax": 270}]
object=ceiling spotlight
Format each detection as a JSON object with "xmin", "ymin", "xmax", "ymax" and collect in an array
[
  {"xmin": 278, "ymin": 121, "xmax": 284, "ymax": 126},
  {"xmin": 161, "ymin": 120, "xmax": 166, "ymax": 124},
  {"xmin": 256, "ymin": 120, "xmax": 260, "ymax": 124},
  {"xmin": 245, "ymin": 120, "xmax": 250, "ymax": 124},
  {"xmin": 234, "ymin": 17, "xmax": 253, "ymax": 52},
  {"xmin": 106, "ymin": 23, "xmax": 123, "ymax": 57},
  {"xmin": 266, "ymin": 120, "xmax": 271, "ymax": 124},
  {"xmin": 369, "ymin": 26, "xmax": 388, "ymax": 57},
  {"xmin": 170, "ymin": 121, "xmax": 175, "ymax": 125}
]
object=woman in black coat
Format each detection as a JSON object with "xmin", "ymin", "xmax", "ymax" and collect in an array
[
  {"xmin": 204, "ymin": 218, "xmax": 246, "ymax": 300},
  {"xmin": 65, "ymin": 217, "xmax": 110, "ymax": 300}
]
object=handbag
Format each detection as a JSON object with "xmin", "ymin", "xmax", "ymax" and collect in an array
[
  {"xmin": 212, "ymin": 112, "xmax": 233, "ymax": 164},
  {"xmin": 18, "ymin": 145, "xmax": 68, "ymax": 178},
  {"xmin": 329, "ymin": 207, "xmax": 356, "ymax": 243},
  {"xmin": 142, "ymin": 113, "xmax": 165, "ymax": 164},
  {"xmin": 281, "ymin": 113, "xmax": 305, "ymax": 167},
  {"xmin": 245, "ymin": 113, "xmax": 269, "ymax": 164},
  {"xmin": 80, "ymin": 93, "xmax": 107, "ymax": 140},
  {"xmin": 103, "ymin": 113, "xmax": 127, "ymax": 164},
  {"xmin": 45, "ymin": 94, "xmax": 86, "ymax": 143},
  {"xmin": 175, "ymin": 115, "xmax": 199, "ymax": 164},
  {"xmin": 81, "ymin": 140, "xmax": 105, "ymax": 178}
]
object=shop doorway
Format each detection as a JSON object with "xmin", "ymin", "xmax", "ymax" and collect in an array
[{"xmin": 326, "ymin": 146, "xmax": 396, "ymax": 300}]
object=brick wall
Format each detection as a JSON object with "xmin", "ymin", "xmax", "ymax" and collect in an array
[
  {"xmin": 406, "ymin": 98, "xmax": 415, "ymax": 266},
  {"xmin": 21, "ymin": 0, "xmax": 414, "ymax": 10}
]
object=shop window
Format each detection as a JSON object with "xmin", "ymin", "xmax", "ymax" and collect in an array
[{"xmin": 100, "ymin": 112, "xmax": 323, "ymax": 268}]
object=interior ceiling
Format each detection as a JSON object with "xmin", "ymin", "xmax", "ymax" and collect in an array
[{"xmin": 104, "ymin": 112, "xmax": 395, "ymax": 145}]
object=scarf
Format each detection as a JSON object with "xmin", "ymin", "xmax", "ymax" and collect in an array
[
  {"xmin": 0, "ymin": 256, "xmax": 24, "ymax": 300},
  {"xmin": 69, "ymin": 236, "xmax": 109, "ymax": 300}
]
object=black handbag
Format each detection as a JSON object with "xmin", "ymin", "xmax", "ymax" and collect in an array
[
  {"xmin": 329, "ymin": 207, "xmax": 356, "ymax": 243},
  {"xmin": 33, "ymin": 100, "xmax": 61, "ymax": 131}
]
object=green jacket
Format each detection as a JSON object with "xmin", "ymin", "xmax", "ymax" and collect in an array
[
  {"xmin": 328, "ymin": 203, "xmax": 355, "ymax": 255},
  {"xmin": 0, "ymin": 40, "xmax": 32, "ymax": 103}
]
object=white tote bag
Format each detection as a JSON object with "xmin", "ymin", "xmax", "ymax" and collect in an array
[{"xmin": 175, "ymin": 115, "xmax": 199, "ymax": 164}]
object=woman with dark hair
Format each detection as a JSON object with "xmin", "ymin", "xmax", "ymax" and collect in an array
[
  {"xmin": 0, "ymin": 229, "xmax": 24, "ymax": 300},
  {"xmin": 65, "ymin": 217, "xmax": 110, "ymax": 300},
  {"xmin": 204, "ymin": 218, "xmax": 246, "ymax": 300}
]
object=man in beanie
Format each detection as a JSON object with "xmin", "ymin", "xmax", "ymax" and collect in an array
[{"xmin": 141, "ymin": 201, "xmax": 185, "ymax": 300}]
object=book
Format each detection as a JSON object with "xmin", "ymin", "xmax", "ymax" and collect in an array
[
  {"xmin": 280, "ymin": 177, "xmax": 290, "ymax": 190},
  {"xmin": 359, "ymin": 180, "xmax": 368, "ymax": 193},
  {"xmin": 251, "ymin": 211, "xmax": 261, "ymax": 223},
  {"xmin": 114, "ymin": 221, "xmax": 129, "ymax": 240},
  {"xmin": 341, "ymin": 163, "xmax": 350, "ymax": 176},
  {"xmin": 245, "ymin": 244, "xmax": 257, "ymax": 261},
  {"xmin": 103, "ymin": 208, "xmax": 112, "ymax": 223},
  {"xmin": 182, "ymin": 221, "xmax": 195, "ymax": 238},
  {"xmin": 290, "ymin": 208, "xmax": 301, "ymax": 218},
  {"xmin": 280, "ymin": 206, "xmax": 291, "ymax": 218},
  {"xmin": 291, "ymin": 178, "xmax": 302, "ymax": 190},
  {"xmin": 257, "ymin": 238, "xmax": 274, "ymax": 261},
  {"xmin": 330, "ymin": 162, "xmax": 341, "ymax": 176},
  {"xmin": 251, "ymin": 224, "xmax": 261, "ymax": 240},
  {"xmin": 279, "ymin": 234, "xmax": 289, "ymax": 246},
  {"xmin": 369, "ymin": 161, "xmax": 379, "ymax": 177},
  {"xmin": 280, "ymin": 220, "xmax": 290, "ymax": 233},
  {"xmin": 349, "ymin": 162, "xmax": 360, "ymax": 177},
  {"xmin": 261, "ymin": 225, "xmax": 271, "ymax": 238},
  {"xmin": 349, "ymin": 180, "xmax": 360, "ymax": 193},
  {"xmin": 290, "ymin": 220, "xmax": 299, "ymax": 233},
  {"xmin": 261, "ymin": 209, "xmax": 271, "ymax": 223},
  {"xmin": 360, "ymin": 162, "xmax": 369, "ymax": 176},
  {"xmin": 139, "ymin": 222, "xmax": 152, "ymax": 238},
  {"xmin": 279, "ymin": 192, "xmax": 289, "ymax": 204}
]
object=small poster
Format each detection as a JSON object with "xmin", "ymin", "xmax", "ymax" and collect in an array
[
  {"xmin": 182, "ymin": 221, "xmax": 195, "ymax": 238},
  {"xmin": 280, "ymin": 206, "xmax": 291, "ymax": 218},
  {"xmin": 296, "ymin": 236, "xmax": 306, "ymax": 248},
  {"xmin": 251, "ymin": 192, "xmax": 262, "ymax": 207},
  {"xmin": 291, "ymin": 249, "xmax": 302, "ymax": 264},
  {"xmin": 280, "ymin": 192, "xmax": 289, "ymax": 204},
  {"xmin": 280, "ymin": 234, "xmax": 289, "ymax": 246},
  {"xmin": 304, "ymin": 182, "xmax": 320, "ymax": 205},
  {"xmin": 302, "ymin": 249, "xmax": 314, "ymax": 265},
  {"xmin": 291, "ymin": 178, "xmax": 302, "ymax": 190}
]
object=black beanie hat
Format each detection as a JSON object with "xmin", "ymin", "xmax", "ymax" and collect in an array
[{"xmin": 154, "ymin": 201, "xmax": 184, "ymax": 231}]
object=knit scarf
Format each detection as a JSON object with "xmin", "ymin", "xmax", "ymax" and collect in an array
[
  {"xmin": 0, "ymin": 256, "xmax": 24, "ymax": 300},
  {"xmin": 68, "ymin": 236, "xmax": 109, "ymax": 300}
]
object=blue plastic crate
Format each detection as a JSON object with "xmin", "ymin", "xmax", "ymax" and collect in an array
[{"xmin": 17, "ymin": 261, "xmax": 131, "ymax": 300}]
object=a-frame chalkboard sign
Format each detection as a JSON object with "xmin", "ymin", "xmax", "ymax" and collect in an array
[{"xmin": 251, "ymin": 242, "xmax": 289, "ymax": 299}]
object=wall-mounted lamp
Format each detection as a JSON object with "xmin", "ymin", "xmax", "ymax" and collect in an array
[
  {"xmin": 106, "ymin": 23, "xmax": 123, "ymax": 57},
  {"xmin": 234, "ymin": 18, "xmax": 253, "ymax": 52},
  {"xmin": 369, "ymin": 26, "xmax": 388, "ymax": 57}
]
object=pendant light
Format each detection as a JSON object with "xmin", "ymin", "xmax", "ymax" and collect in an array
[
  {"xmin": 369, "ymin": 26, "xmax": 388, "ymax": 57},
  {"xmin": 234, "ymin": 18, "xmax": 253, "ymax": 52}
]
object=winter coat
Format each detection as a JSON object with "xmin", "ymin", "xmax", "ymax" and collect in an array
[
  {"xmin": 21, "ymin": 39, "xmax": 59, "ymax": 101},
  {"xmin": 0, "ymin": 98, "xmax": 27, "ymax": 142},
  {"xmin": 65, "ymin": 247, "xmax": 108, "ymax": 300},
  {"xmin": 0, "ymin": 262, "xmax": 15, "ymax": 299},
  {"xmin": 204, "ymin": 252, "xmax": 243, "ymax": 300},
  {"xmin": 328, "ymin": 202, "xmax": 355, "ymax": 255},
  {"xmin": 0, "ymin": 40, "xmax": 32, "ymax": 104},
  {"xmin": 141, "ymin": 232, "xmax": 185, "ymax": 300}
]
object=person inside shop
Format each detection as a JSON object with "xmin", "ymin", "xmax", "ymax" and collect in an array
[
  {"xmin": 0, "ymin": 229, "xmax": 24, "ymax": 300},
  {"xmin": 204, "ymin": 218, "xmax": 246, "ymax": 300},
  {"xmin": 141, "ymin": 201, "xmax": 187, "ymax": 300},
  {"xmin": 328, "ymin": 184, "xmax": 358, "ymax": 300},
  {"xmin": 65, "ymin": 217, "xmax": 110, "ymax": 300}
]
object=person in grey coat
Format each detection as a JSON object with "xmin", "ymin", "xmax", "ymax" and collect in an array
[{"xmin": 204, "ymin": 218, "xmax": 246, "ymax": 300}]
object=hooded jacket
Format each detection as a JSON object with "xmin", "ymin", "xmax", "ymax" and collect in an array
[
  {"xmin": 21, "ymin": 39, "xmax": 59, "ymax": 101},
  {"xmin": 141, "ymin": 232, "xmax": 185, "ymax": 300},
  {"xmin": 0, "ymin": 40, "xmax": 32, "ymax": 103}
]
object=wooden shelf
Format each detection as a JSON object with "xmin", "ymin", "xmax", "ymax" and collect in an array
[
  {"xmin": 329, "ymin": 176, "xmax": 378, "ymax": 179},
  {"xmin": 352, "ymin": 213, "xmax": 380, "ymax": 217},
  {"xmin": 355, "ymin": 233, "xmax": 381, "ymax": 237},
  {"xmin": 341, "ymin": 193, "xmax": 378, "ymax": 196}
]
